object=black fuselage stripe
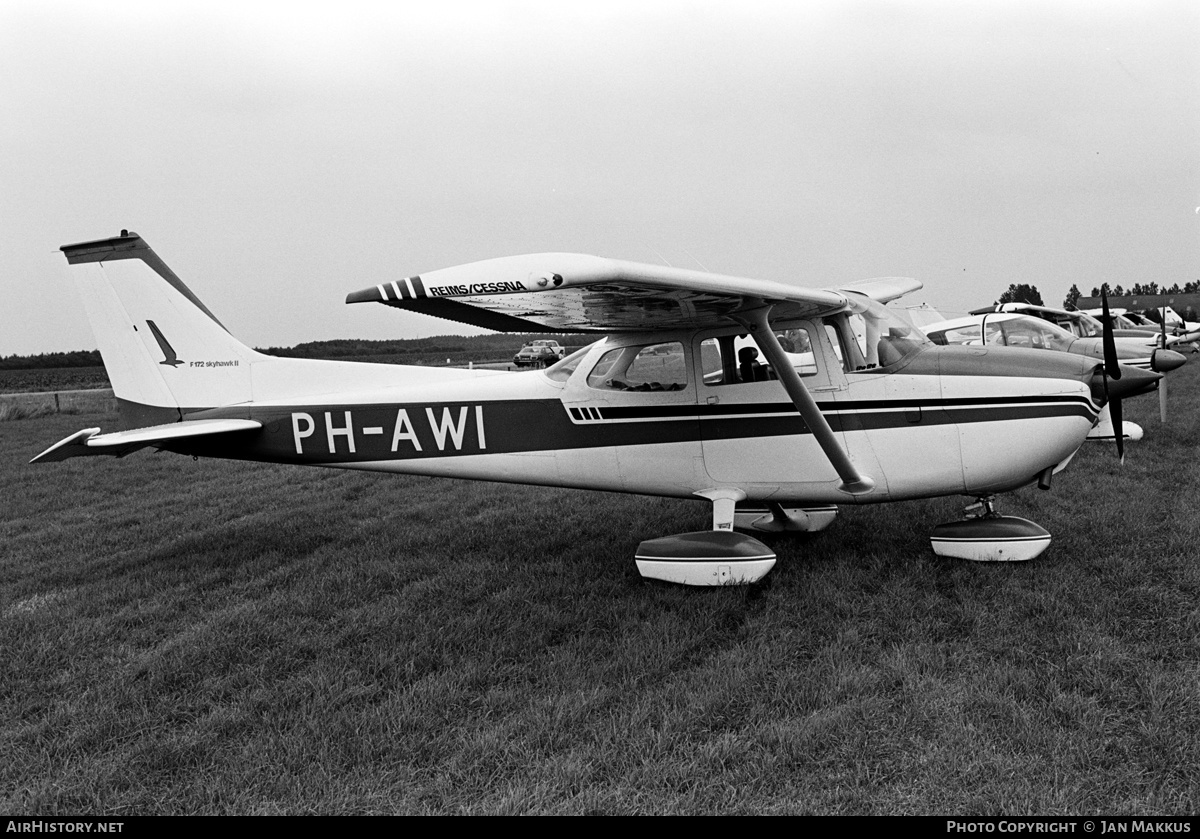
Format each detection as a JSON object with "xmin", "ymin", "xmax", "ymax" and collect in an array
[
  {"xmin": 172, "ymin": 396, "xmax": 1096, "ymax": 465},
  {"xmin": 601, "ymin": 395, "xmax": 1096, "ymax": 420}
]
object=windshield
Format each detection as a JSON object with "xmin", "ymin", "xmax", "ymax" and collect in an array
[
  {"xmin": 1066, "ymin": 312, "xmax": 1104, "ymax": 338},
  {"xmin": 994, "ymin": 316, "xmax": 1075, "ymax": 351},
  {"xmin": 543, "ymin": 343, "xmax": 595, "ymax": 382},
  {"xmin": 835, "ymin": 295, "xmax": 932, "ymax": 370}
]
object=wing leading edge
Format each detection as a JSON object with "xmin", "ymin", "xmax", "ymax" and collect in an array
[{"xmin": 345, "ymin": 253, "xmax": 902, "ymax": 333}]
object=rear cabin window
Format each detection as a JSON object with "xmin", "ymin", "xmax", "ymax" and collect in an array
[{"xmin": 586, "ymin": 342, "xmax": 688, "ymax": 391}]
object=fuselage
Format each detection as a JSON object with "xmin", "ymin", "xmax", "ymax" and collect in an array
[{"xmin": 171, "ymin": 321, "xmax": 1103, "ymax": 505}]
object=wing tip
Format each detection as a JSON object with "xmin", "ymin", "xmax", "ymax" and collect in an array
[{"xmin": 30, "ymin": 428, "xmax": 102, "ymax": 464}]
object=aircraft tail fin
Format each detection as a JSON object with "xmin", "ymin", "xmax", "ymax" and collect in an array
[{"xmin": 61, "ymin": 231, "xmax": 265, "ymax": 426}]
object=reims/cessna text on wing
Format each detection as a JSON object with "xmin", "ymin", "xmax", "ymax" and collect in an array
[{"xmin": 33, "ymin": 231, "xmax": 1159, "ymax": 584}]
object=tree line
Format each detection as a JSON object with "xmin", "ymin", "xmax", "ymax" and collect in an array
[
  {"xmin": 1, "ymin": 334, "xmax": 586, "ymax": 371},
  {"xmin": 993, "ymin": 281, "xmax": 1200, "ymax": 314}
]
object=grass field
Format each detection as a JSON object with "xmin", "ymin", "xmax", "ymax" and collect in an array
[{"xmin": 2, "ymin": 363, "xmax": 1199, "ymax": 814}]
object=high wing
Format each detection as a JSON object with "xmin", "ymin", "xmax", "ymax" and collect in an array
[
  {"xmin": 346, "ymin": 253, "xmax": 915, "ymax": 333},
  {"xmin": 31, "ymin": 419, "xmax": 262, "ymax": 464},
  {"xmin": 839, "ymin": 276, "xmax": 924, "ymax": 304}
]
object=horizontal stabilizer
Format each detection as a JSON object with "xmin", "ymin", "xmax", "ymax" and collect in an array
[{"xmin": 31, "ymin": 419, "xmax": 262, "ymax": 464}]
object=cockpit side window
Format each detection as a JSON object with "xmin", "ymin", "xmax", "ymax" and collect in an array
[
  {"xmin": 823, "ymin": 317, "xmax": 867, "ymax": 372},
  {"xmin": 699, "ymin": 325, "xmax": 818, "ymax": 386}
]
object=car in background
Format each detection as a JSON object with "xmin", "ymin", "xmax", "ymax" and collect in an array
[{"xmin": 513, "ymin": 340, "xmax": 566, "ymax": 367}]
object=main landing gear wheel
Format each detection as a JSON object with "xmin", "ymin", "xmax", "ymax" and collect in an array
[
  {"xmin": 634, "ymin": 488, "xmax": 776, "ymax": 586},
  {"xmin": 635, "ymin": 531, "xmax": 776, "ymax": 586},
  {"xmin": 929, "ymin": 496, "xmax": 1051, "ymax": 562}
]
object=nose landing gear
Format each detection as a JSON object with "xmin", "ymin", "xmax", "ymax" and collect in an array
[{"xmin": 929, "ymin": 495, "xmax": 1052, "ymax": 562}]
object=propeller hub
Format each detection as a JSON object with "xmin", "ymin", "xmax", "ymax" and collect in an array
[
  {"xmin": 1093, "ymin": 364, "xmax": 1162, "ymax": 403},
  {"xmin": 1151, "ymin": 348, "xmax": 1187, "ymax": 373}
]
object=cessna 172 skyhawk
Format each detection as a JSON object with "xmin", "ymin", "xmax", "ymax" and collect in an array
[{"xmin": 32, "ymin": 231, "xmax": 1160, "ymax": 584}]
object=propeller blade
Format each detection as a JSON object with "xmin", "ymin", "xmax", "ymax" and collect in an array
[
  {"xmin": 1095, "ymin": 356, "xmax": 1119, "ymax": 462},
  {"xmin": 1090, "ymin": 362, "xmax": 1158, "ymax": 463},
  {"xmin": 1112, "ymin": 395, "xmax": 1124, "ymax": 463},
  {"xmin": 1102, "ymin": 287, "xmax": 1121, "ymax": 380},
  {"xmin": 1159, "ymin": 375, "xmax": 1168, "ymax": 423}
]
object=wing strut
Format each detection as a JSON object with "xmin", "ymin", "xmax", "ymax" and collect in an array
[{"xmin": 737, "ymin": 306, "xmax": 876, "ymax": 496}]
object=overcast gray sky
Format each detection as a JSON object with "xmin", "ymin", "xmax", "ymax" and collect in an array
[{"xmin": 2, "ymin": 0, "xmax": 1197, "ymax": 356}]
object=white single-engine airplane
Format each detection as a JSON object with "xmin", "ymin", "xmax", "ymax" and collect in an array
[{"xmin": 33, "ymin": 231, "xmax": 1160, "ymax": 583}]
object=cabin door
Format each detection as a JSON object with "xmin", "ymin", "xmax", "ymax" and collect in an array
[{"xmin": 695, "ymin": 321, "xmax": 870, "ymax": 489}]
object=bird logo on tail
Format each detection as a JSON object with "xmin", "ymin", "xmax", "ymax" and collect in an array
[{"xmin": 146, "ymin": 320, "xmax": 184, "ymax": 367}]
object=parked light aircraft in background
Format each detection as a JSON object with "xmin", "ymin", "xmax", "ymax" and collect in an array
[
  {"xmin": 976, "ymin": 301, "xmax": 1200, "ymax": 352},
  {"xmin": 922, "ymin": 311, "xmax": 1185, "ymax": 440},
  {"xmin": 1084, "ymin": 308, "xmax": 1166, "ymax": 337},
  {"xmin": 1080, "ymin": 307, "xmax": 1200, "ymax": 351},
  {"xmin": 924, "ymin": 310, "xmax": 1186, "ymax": 374},
  {"xmin": 1152, "ymin": 306, "xmax": 1200, "ymax": 333},
  {"xmin": 32, "ymin": 232, "xmax": 1160, "ymax": 583}
]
